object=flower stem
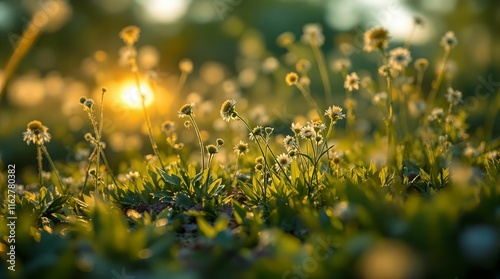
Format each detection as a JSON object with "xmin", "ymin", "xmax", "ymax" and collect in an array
[
  {"xmin": 189, "ymin": 115, "xmax": 205, "ymax": 170},
  {"xmin": 41, "ymin": 144, "xmax": 65, "ymax": 194},
  {"xmin": 311, "ymin": 42, "xmax": 332, "ymax": 104},
  {"xmin": 295, "ymin": 83, "xmax": 324, "ymax": 121},
  {"xmin": 37, "ymin": 144, "xmax": 43, "ymax": 186},
  {"xmin": 427, "ymin": 48, "xmax": 450, "ymax": 112}
]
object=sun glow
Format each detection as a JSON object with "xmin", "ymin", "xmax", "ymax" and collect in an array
[{"xmin": 121, "ymin": 82, "xmax": 154, "ymax": 109}]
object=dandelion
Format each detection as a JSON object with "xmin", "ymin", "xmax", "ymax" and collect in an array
[
  {"xmin": 275, "ymin": 153, "xmax": 293, "ymax": 171},
  {"xmin": 324, "ymin": 105, "xmax": 346, "ymax": 123},
  {"xmin": 363, "ymin": 26, "xmax": 390, "ymax": 52},
  {"xmin": 440, "ymin": 31, "xmax": 458, "ymax": 50},
  {"xmin": 276, "ymin": 32, "xmax": 295, "ymax": 48},
  {"xmin": 389, "ymin": 47, "xmax": 412, "ymax": 70},
  {"xmin": 344, "ymin": 72, "xmax": 360, "ymax": 91},
  {"xmin": 234, "ymin": 140, "xmax": 249, "ymax": 156},
  {"xmin": 445, "ymin": 87, "xmax": 463, "ymax": 105},
  {"xmin": 301, "ymin": 23, "xmax": 324, "ymax": 46},
  {"xmin": 23, "ymin": 120, "xmax": 51, "ymax": 145},
  {"xmin": 300, "ymin": 125, "xmax": 316, "ymax": 140},
  {"xmin": 414, "ymin": 58, "xmax": 429, "ymax": 71},
  {"xmin": 178, "ymin": 102, "xmax": 195, "ymax": 118},
  {"xmin": 283, "ymin": 135, "xmax": 296, "ymax": 150},
  {"xmin": 119, "ymin": 25, "xmax": 141, "ymax": 46},
  {"xmin": 285, "ymin": 72, "xmax": 299, "ymax": 86},
  {"xmin": 206, "ymin": 144, "xmax": 218, "ymax": 155},
  {"xmin": 291, "ymin": 123, "xmax": 302, "ymax": 134},
  {"xmin": 428, "ymin": 107, "xmax": 445, "ymax": 122},
  {"xmin": 220, "ymin": 99, "xmax": 237, "ymax": 122}
]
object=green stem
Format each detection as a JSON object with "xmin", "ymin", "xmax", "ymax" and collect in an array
[
  {"xmin": 37, "ymin": 144, "xmax": 43, "ymax": 187},
  {"xmin": 311, "ymin": 41, "xmax": 332, "ymax": 104},
  {"xmin": 295, "ymin": 83, "xmax": 324, "ymax": 121},
  {"xmin": 427, "ymin": 48, "xmax": 450, "ymax": 112},
  {"xmin": 41, "ymin": 145, "xmax": 65, "ymax": 194},
  {"xmin": 189, "ymin": 115, "xmax": 205, "ymax": 170}
]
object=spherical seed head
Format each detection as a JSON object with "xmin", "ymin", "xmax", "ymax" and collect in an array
[
  {"xmin": 389, "ymin": 47, "xmax": 412, "ymax": 70},
  {"xmin": 285, "ymin": 72, "xmax": 299, "ymax": 86},
  {"xmin": 179, "ymin": 58, "xmax": 193, "ymax": 73},
  {"xmin": 363, "ymin": 26, "xmax": 390, "ymax": 52},
  {"xmin": 206, "ymin": 144, "xmax": 218, "ymax": 154},
  {"xmin": 101, "ymin": 87, "xmax": 107, "ymax": 93},
  {"xmin": 119, "ymin": 25, "xmax": 141, "ymax": 46},
  {"xmin": 79, "ymin": 96, "xmax": 87, "ymax": 104},
  {"xmin": 276, "ymin": 32, "xmax": 295, "ymax": 47},
  {"xmin": 216, "ymin": 138, "xmax": 224, "ymax": 146}
]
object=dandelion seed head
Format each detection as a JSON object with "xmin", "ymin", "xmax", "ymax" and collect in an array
[
  {"xmin": 332, "ymin": 58, "xmax": 352, "ymax": 73},
  {"xmin": 363, "ymin": 26, "xmax": 390, "ymax": 52}
]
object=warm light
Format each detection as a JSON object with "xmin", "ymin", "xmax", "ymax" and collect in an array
[
  {"xmin": 137, "ymin": 0, "xmax": 191, "ymax": 24},
  {"xmin": 121, "ymin": 82, "xmax": 154, "ymax": 109}
]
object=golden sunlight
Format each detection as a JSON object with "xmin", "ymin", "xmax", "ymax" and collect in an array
[{"xmin": 121, "ymin": 81, "xmax": 154, "ymax": 109}]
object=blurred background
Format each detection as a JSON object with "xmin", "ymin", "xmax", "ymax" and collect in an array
[{"xmin": 0, "ymin": 0, "xmax": 499, "ymax": 179}]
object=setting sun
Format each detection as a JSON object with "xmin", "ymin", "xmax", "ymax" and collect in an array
[{"xmin": 121, "ymin": 81, "xmax": 154, "ymax": 109}]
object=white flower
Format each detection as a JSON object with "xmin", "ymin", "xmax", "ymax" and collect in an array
[
  {"xmin": 389, "ymin": 47, "xmax": 412, "ymax": 70},
  {"xmin": 324, "ymin": 105, "xmax": 346, "ymax": 123},
  {"xmin": 445, "ymin": 87, "xmax": 462, "ymax": 105},
  {"xmin": 301, "ymin": 23, "xmax": 324, "ymax": 46},
  {"xmin": 275, "ymin": 153, "xmax": 293, "ymax": 171},
  {"xmin": 23, "ymin": 120, "xmax": 51, "ymax": 145},
  {"xmin": 291, "ymin": 122, "xmax": 302, "ymax": 134},
  {"xmin": 283, "ymin": 135, "xmax": 296, "ymax": 150},
  {"xmin": 440, "ymin": 31, "xmax": 458, "ymax": 50},
  {"xmin": 220, "ymin": 99, "xmax": 236, "ymax": 122},
  {"xmin": 300, "ymin": 125, "xmax": 316, "ymax": 139},
  {"xmin": 428, "ymin": 108, "xmax": 444, "ymax": 121},
  {"xmin": 344, "ymin": 72, "xmax": 360, "ymax": 92}
]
